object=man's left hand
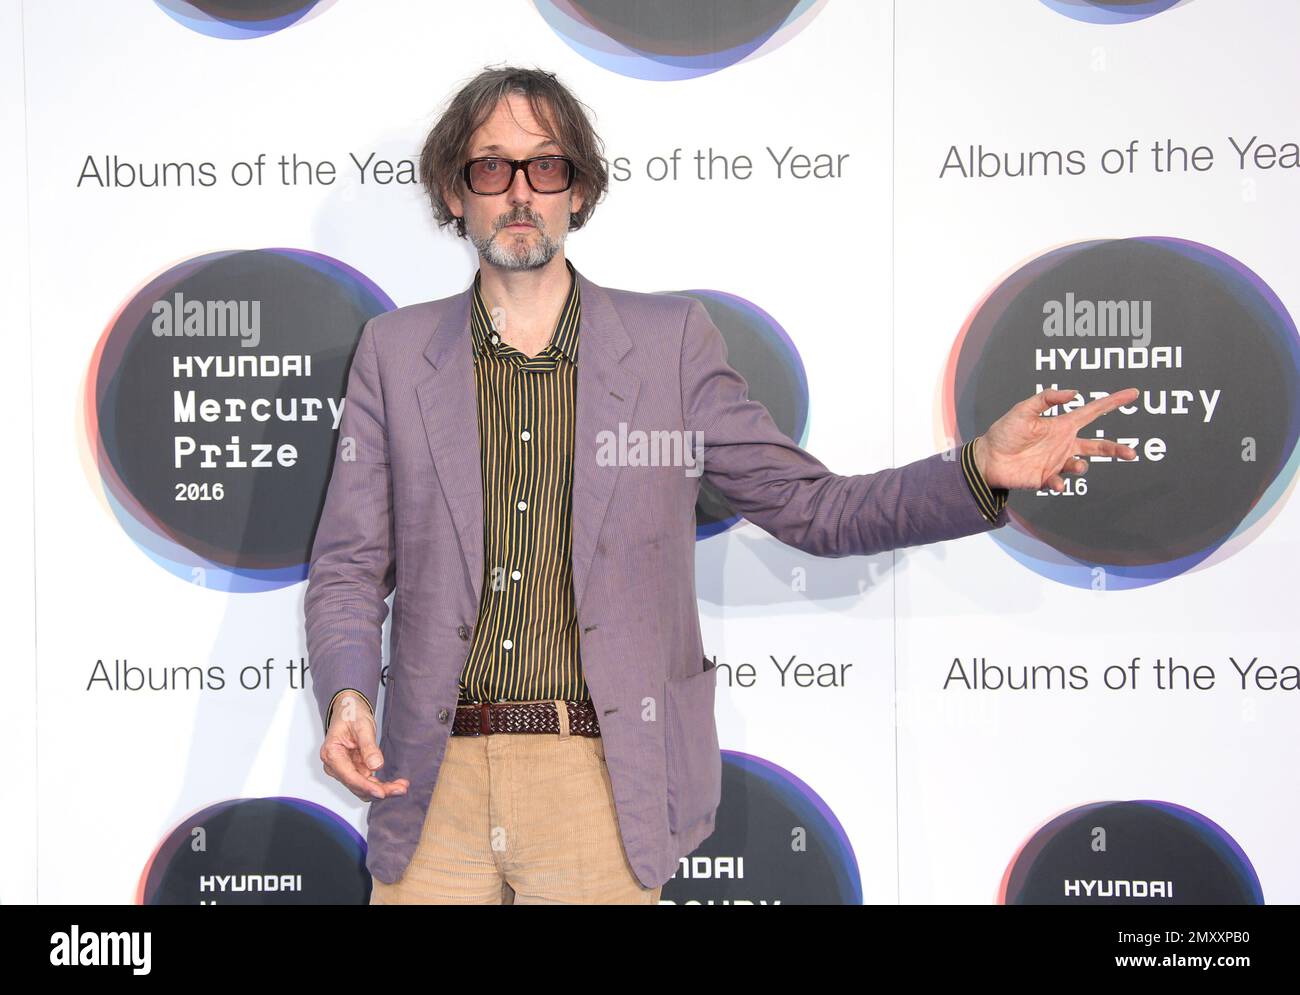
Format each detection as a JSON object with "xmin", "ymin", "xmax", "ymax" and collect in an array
[{"xmin": 974, "ymin": 387, "xmax": 1141, "ymax": 492}]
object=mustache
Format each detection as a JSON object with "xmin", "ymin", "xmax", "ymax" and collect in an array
[{"xmin": 498, "ymin": 212, "xmax": 540, "ymax": 229}]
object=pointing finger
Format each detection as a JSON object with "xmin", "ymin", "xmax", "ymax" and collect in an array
[{"xmin": 1067, "ymin": 387, "xmax": 1139, "ymax": 427}]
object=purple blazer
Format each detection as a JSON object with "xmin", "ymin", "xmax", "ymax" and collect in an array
[{"xmin": 304, "ymin": 264, "xmax": 1009, "ymax": 889}]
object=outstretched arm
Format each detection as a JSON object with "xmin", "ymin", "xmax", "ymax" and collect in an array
[{"xmin": 679, "ymin": 298, "xmax": 1009, "ymax": 557}]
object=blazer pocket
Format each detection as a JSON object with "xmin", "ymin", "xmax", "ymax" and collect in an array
[{"xmin": 664, "ymin": 659, "xmax": 722, "ymax": 834}]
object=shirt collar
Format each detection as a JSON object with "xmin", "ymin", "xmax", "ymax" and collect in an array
[{"xmin": 470, "ymin": 257, "xmax": 580, "ymax": 363}]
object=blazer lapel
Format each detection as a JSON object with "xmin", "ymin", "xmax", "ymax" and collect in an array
[
  {"xmin": 572, "ymin": 269, "xmax": 640, "ymax": 612},
  {"xmin": 415, "ymin": 284, "xmax": 485, "ymax": 604},
  {"xmin": 412, "ymin": 265, "xmax": 641, "ymax": 616}
]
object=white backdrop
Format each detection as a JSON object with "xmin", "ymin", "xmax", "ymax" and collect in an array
[{"xmin": 4, "ymin": 0, "xmax": 1296, "ymax": 904}]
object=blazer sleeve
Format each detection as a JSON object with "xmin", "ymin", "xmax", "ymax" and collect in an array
[
  {"xmin": 304, "ymin": 317, "xmax": 396, "ymax": 731},
  {"xmin": 679, "ymin": 298, "xmax": 1009, "ymax": 557}
]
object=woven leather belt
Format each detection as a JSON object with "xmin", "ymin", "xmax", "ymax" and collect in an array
[{"xmin": 452, "ymin": 699, "xmax": 601, "ymax": 737}]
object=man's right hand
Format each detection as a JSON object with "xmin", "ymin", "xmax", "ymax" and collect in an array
[{"xmin": 320, "ymin": 691, "xmax": 410, "ymax": 801}]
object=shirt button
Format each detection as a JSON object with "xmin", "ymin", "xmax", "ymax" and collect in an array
[
  {"xmin": 520, "ymin": 429, "xmax": 531, "ymax": 441},
  {"xmin": 510, "ymin": 569, "xmax": 521, "ymax": 581},
  {"xmin": 516, "ymin": 499, "xmax": 527, "ymax": 512},
  {"xmin": 502, "ymin": 638, "xmax": 513, "ymax": 651},
  {"xmin": 457, "ymin": 624, "xmax": 469, "ymax": 640},
  {"xmin": 489, "ymin": 332, "xmax": 500, "ymax": 344},
  {"xmin": 437, "ymin": 708, "xmax": 450, "ymax": 723}
]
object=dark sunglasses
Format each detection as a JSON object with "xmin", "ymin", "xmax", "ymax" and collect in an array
[{"xmin": 462, "ymin": 156, "xmax": 576, "ymax": 195}]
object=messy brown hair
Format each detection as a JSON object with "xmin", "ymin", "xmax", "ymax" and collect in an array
[{"xmin": 418, "ymin": 66, "xmax": 610, "ymax": 238}]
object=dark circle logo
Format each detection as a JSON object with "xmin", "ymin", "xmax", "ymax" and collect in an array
[
  {"xmin": 945, "ymin": 237, "xmax": 1300, "ymax": 589},
  {"xmin": 1000, "ymin": 800, "xmax": 1262, "ymax": 904},
  {"xmin": 1039, "ymin": 0, "xmax": 1186, "ymax": 23},
  {"xmin": 155, "ymin": 0, "xmax": 332, "ymax": 37},
  {"xmin": 139, "ymin": 797, "xmax": 369, "ymax": 904},
  {"xmin": 82, "ymin": 248, "xmax": 393, "ymax": 591},
  {"xmin": 660, "ymin": 751, "xmax": 861, "ymax": 904},
  {"xmin": 534, "ymin": 0, "xmax": 828, "ymax": 80},
  {"xmin": 663, "ymin": 291, "xmax": 809, "ymax": 539}
]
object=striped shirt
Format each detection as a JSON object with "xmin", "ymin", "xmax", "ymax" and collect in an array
[
  {"xmin": 456, "ymin": 257, "xmax": 587, "ymax": 703},
  {"xmin": 323, "ymin": 266, "xmax": 1008, "ymax": 723}
]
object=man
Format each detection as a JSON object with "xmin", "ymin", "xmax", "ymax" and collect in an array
[{"xmin": 304, "ymin": 67, "xmax": 1138, "ymax": 905}]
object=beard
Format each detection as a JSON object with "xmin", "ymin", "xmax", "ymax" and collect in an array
[{"xmin": 470, "ymin": 208, "xmax": 569, "ymax": 271}]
